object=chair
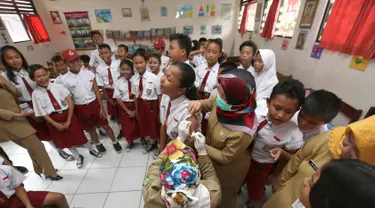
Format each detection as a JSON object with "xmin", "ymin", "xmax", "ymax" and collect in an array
[
  {"xmin": 364, "ymin": 107, "xmax": 375, "ymax": 119},
  {"xmin": 340, "ymin": 100, "xmax": 363, "ymax": 124}
]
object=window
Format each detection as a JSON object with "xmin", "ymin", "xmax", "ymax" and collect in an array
[
  {"xmin": 274, "ymin": 0, "xmax": 301, "ymax": 37},
  {"xmin": 316, "ymin": 0, "xmax": 334, "ymax": 42},
  {"xmin": 237, "ymin": 0, "xmax": 257, "ymax": 31},
  {"xmin": 0, "ymin": 0, "xmax": 38, "ymax": 43}
]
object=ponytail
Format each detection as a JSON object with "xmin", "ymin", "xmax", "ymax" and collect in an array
[{"xmin": 185, "ymin": 85, "xmax": 198, "ymax": 100}]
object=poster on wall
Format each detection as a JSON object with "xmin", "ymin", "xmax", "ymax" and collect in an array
[
  {"xmin": 300, "ymin": 0, "xmax": 319, "ymax": 29},
  {"xmin": 94, "ymin": 9, "xmax": 112, "ymax": 23},
  {"xmin": 49, "ymin": 11, "xmax": 62, "ymax": 24},
  {"xmin": 295, "ymin": 30, "xmax": 308, "ymax": 50},
  {"xmin": 200, "ymin": 25, "xmax": 206, "ymax": 35},
  {"xmin": 183, "ymin": 25, "xmax": 193, "ymax": 35},
  {"xmin": 140, "ymin": 7, "xmax": 150, "ymax": 22},
  {"xmin": 161, "ymin": 6, "xmax": 167, "ymax": 16},
  {"xmin": 64, "ymin": 12, "xmax": 95, "ymax": 50},
  {"xmin": 122, "ymin": 8, "xmax": 132, "ymax": 17},
  {"xmin": 221, "ymin": 4, "xmax": 232, "ymax": 20},
  {"xmin": 310, "ymin": 44, "xmax": 323, "ymax": 59},
  {"xmin": 176, "ymin": 4, "xmax": 192, "ymax": 18},
  {"xmin": 349, "ymin": 56, "xmax": 369, "ymax": 72},
  {"xmin": 281, "ymin": 39, "xmax": 289, "ymax": 51},
  {"xmin": 211, "ymin": 25, "xmax": 222, "ymax": 35}
]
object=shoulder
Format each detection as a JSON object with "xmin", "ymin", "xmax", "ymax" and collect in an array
[
  {"xmin": 147, "ymin": 71, "xmax": 159, "ymax": 81},
  {"xmin": 113, "ymin": 59, "xmax": 121, "ymax": 66}
]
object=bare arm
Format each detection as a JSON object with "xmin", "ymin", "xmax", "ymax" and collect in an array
[
  {"xmin": 65, "ymin": 96, "xmax": 74, "ymax": 124},
  {"xmin": 15, "ymin": 185, "xmax": 34, "ymax": 208},
  {"xmin": 93, "ymin": 79, "xmax": 104, "ymax": 110}
]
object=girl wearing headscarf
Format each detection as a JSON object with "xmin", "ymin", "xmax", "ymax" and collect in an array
[
  {"xmin": 252, "ymin": 49, "xmax": 278, "ymax": 105},
  {"xmin": 188, "ymin": 68, "xmax": 257, "ymax": 208},
  {"xmin": 264, "ymin": 115, "xmax": 375, "ymax": 208}
]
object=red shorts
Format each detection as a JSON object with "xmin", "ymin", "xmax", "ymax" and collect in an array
[
  {"xmin": 46, "ymin": 111, "xmax": 88, "ymax": 149},
  {"xmin": 104, "ymin": 88, "xmax": 118, "ymax": 116},
  {"xmin": 245, "ymin": 159, "xmax": 275, "ymax": 201},
  {"xmin": 119, "ymin": 102, "xmax": 140, "ymax": 142},
  {"xmin": 8, "ymin": 191, "xmax": 48, "ymax": 208},
  {"xmin": 75, "ymin": 99, "xmax": 109, "ymax": 130},
  {"xmin": 26, "ymin": 101, "xmax": 51, "ymax": 141},
  {"xmin": 136, "ymin": 98, "xmax": 160, "ymax": 139}
]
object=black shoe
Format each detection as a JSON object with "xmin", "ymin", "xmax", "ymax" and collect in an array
[
  {"xmin": 125, "ymin": 141, "xmax": 134, "ymax": 152},
  {"xmin": 117, "ymin": 130, "xmax": 123, "ymax": 140},
  {"xmin": 89, "ymin": 150, "xmax": 103, "ymax": 158},
  {"xmin": 140, "ymin": 138, "xmax": 147, "ymax": 147},
  {"xmin": 143, "ymin": 143, "xmax": 157, "ymax": 154},
  {"xmin": 15, "ymin": 166, "xmax": 28, "ymax": 175},
  {"xmin": 76, "ymin": 155, "xmax": 84, "ymax": 169},
  {"xmin": 58, "ymin": 150, "xmax": 74, "ymax": 161},
  {"xmin": 113, "ymin": 142, "xmax": 123, "ymax": 154},
  {"xmin": 96, "ymin": 143, "xmax": 107, "ymax": 154},
  {"xmin": 46, "ymin": 174, "xmax": 63, "ymax": 181}
]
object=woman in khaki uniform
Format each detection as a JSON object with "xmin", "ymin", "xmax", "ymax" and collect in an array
[
  {"xmin": 189, "ymin": 69, "xmax": 257, "ymax": 208},
  {"xmin": 264, "ymin": 115, "xmax": 375, "ymax": 208},
  {"xmin": 0, "ymin": 75, "xmax": 61, "ymax": 180}
]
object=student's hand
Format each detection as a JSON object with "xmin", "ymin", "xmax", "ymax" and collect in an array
[
  {"xmin": 265, "ymin": 174, "xmax": 276, "ymax": 186},
  {"xmin": 269, "ymin": 147, "xmax": 285, "ymax": 161},
  {"xmin": 100, "ymin": 108, "xmax": 107, "ymax": 119},
  {"xmin": 192, "ymin": 131, "xmax": 207, "ymax": 155},
  {"xmin": 188, "ymin": 101, "xmax": 202, "ymax": 115},
  {"xmin": 54, "ymin": 123, "xmax": 66, "ymax": 131},
  {"xmin": 14, "ymin": 111, "xmax": 33, "ymax": 118},
  {"xmin": 176, "ymin": 120, "xmax": 191, "ymax": 143},
  {"xmin": 107, "ymin": 99, "xmax": 116, "ymax": 106},
  {"xmin": 64, "ymin": 120, "xmax": 71, "ymax": 130},
  {"xmin": 127, "ymin": 110, "xmax": 136, "ymax": 118}
]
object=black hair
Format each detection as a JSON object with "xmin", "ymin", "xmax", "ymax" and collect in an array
[
  {"xmin": 120, "ymin": 59, "xmax": 134, "ymax": 74},
  {"xmin": 310, "ymin": 159, "xmax": 375, "ymax": 208},
  {"xmin": 28, "ymin": 64, "xmax": 46, "ymax": 80},
  {"xmin": 135, "ymin": 48, "xmax": 146, "ymax": 54},
  {"xmin": 51, "ymin": 55, "xmax": 63, "ymax": 63},
  {"xmin": 239, "ymin": 40, "xmax": 258, "ymax": 56},
  {"xmin": 133, "ymin": 49, "xmax": 147, "ymax": 61},
  {"xmin": 207, "ymin": 38, "xmax": 223, "ymax": 53},
  {"xmin": 149, "ymin": 53, "xmax": 161, "ymax": 64},
  {"xmin": 270, "ymin": 79, "xmax": 305, "ymax": 107},
  {"xmin": 90, "ymin": 30, "xmax": 103, "ymax": 39},
  {"xmin": 170, "ymin": 33, "xmax": 192, "ymax": 57},
  {"xmin": 199, "ymin": 37, "xmax": 207, "ymax": 43},
  {"xmin": 0, "ymin": 45, "xmax": 29, "ymax": 84},
  {"xmin": 118, "ymin": 44, "xmax": 129, "ymax": 52},
  {"xmin": 172, "ymin": 62, "xmax": 197, "ymax": 100},
  {"xmin": 219, "ymin": 62, "xmax": 238, "ymax": 75},
  {"xmin": 192, "ymin": 40, "xmax": 199, "ymax": 51},
  {"xmin": 80, "ymin": 55, "xmax": 90, "ymax": 63},
  {"xmin": 301, "ymin": 90, "xmax": 341, "ymax": 123},
  {"xmin": 98, "ymin": 43, "xmax": 111, "ymax": 51}
]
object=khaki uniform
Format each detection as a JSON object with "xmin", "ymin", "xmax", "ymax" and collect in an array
[
  {"xmin": 0, "ymin": 76, "xmax": 56, "ymax": 176},
  {"xmin": 201, "ymin": 97, "xmax": 254, "ymax": 208},
  {"xmin": 264, "ymin": 131, "xmax": 333, "ymax": 208},
  {"xmin": 142, "ymin": 152, "xmax": 221, "ymax": 208}
]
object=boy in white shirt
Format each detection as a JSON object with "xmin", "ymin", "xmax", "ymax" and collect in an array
[
  {"xmin": 246, "ymin": 79, "xmax": 305, "ymax": 207},
  {"xmin": 238, "ymin": 40, "xmax": 258, "ymax": 74},
  {"xmin": 51, "ymin": 55, "xmax": 69, "ymax": 85},
  {"xmin": 189, "ymin": 37, "xmax": 208, "ymax": 67},
  {"xmin": 89, "ymin": 30, "xmax": 116, "ymax": 70},
  {"xmin": 153, "ymin": 39, "xmax": 169, "ymax": 72},
  {"xmin": 169, "ymin": 34, "xmax": 193, "ymax": 68}
]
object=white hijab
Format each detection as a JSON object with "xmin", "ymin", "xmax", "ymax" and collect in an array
[{"xmin": 254, "ymin": 49, "xmax": 278, "ymax": 102}]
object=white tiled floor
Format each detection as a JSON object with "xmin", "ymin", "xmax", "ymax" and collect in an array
[{"xmin": 1, "ymin": 121, "xmax": 150, "ymax": 208}]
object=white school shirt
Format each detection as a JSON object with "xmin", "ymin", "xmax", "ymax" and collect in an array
[
  {"xmin": 113, "ymin": 77, "xmax": 135, "ymax": 102},
  {"xmin": 60, "ymin": 69, "xmax": 96, "ymax": 105},
  {"xmin": 131, "ymin": 70, "xmax": 161, "ymax": 101},
  {"xmin": 160, "ymin": 94, "xmax": 202, "ymax": 140},
  {"xmin": 155, "ymin": 70, "xmax": 164, "ymax": 79},
  {"xmin": 96, "ymin": 59, "xmax": 121, "ymax": 89},
  {"xmin": 192, "ymin": 54, "xmax": 207, "ymax": 67},
  {"xmin": 160, "ymin": 55, "xmax": 170, "ymax": 71},
  {"xmin": 238, "ymin": 64, "xmax": 255, "ymax": 76},
  {"xmin": 1, "ymin": 69, "xmax": 36, "ymax": 102},
  {"xmin": 32, "ymin": 83, "xmax": 70, "ymax": 117},
  {"xmin": 195, "ymin": 62, "xmax": 219, "ymax": 94},
  {"xmin": 89, "ymin": 48, "xmax": 117, "ymax": 69},
  {"xmin": 291, "ymin": 111, "xmax": 329, "ymax": 142},
  {"xmin": 0, "ymin": 165, "xmax": 25, "ymax": 199},
  {"xmin": 252, "ymin": 105, "xmax": 304, "ymax": 164}
]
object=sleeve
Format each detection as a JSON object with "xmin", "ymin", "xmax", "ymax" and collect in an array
[
  {"xmin": 0, "ymin": 157, "xmax": 4, "ymax": 165},
  {"xmin": 154, "ymin": 76, "xmax": 161, "ymax": 95},
  {"xmin": 206, "ymin": 133, "xmax": 254, "ymax": 165},
  {"xmin": 9, "ymin": 166, "xmax": 26, "ymax": 189},
  {"xmin": 0, "ymin": 109, "xmax": 15, "ymax": 121},
  {"xmin": 113, "ymin": 83, "xmax": 121, "ymax": 99},
  {"xmin": 194, "ymin": 67, "xmax": 200, "ymax": 88},
  {"xmin": 198, "ymin": 156, "xmax": 221, "ymax": 208},
  {"xmin": 200, "ymin": 96, "xmax": 215, "ymax": 113},
  {"xmin": 89, "ymin": 51, "xmax": 98, "ymax": 68},
  {"xmin": 60, "ymin": 85, "xmax": 71, "ymax": 98},
  {"xmin": 95, "ymin": 67, "xmax": 104, "ymax": 87},
  {"xmin": 285, "ymin": 128, "xmax": 304, "ymax": 151},
  {"xmin": 32, "ymin": 92, "xmax": 47, "ymax": 117}
]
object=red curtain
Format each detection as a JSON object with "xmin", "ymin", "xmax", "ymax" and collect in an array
[
  {"xmin": 261, "ymin": 0, "xmax": 281, "ymax": 39},
  {"xmin": 23, "ymin": 14, "xmax": 50, "ymax": 44},
  {"xmin": 239, "ymin": 4, "xmax": 250, "ymax": 34},
  {"xmin": 319, "ymin": 0, "xmax": 375, "ymax": 59}
]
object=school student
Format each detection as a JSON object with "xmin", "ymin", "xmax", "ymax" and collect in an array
[
  {"xmin": 238, "ymin": 40, "xmax": 258, "ymax": 73},
  {"xmin": 169, "ymin": 34, "xmax": 193, "ymax": 67},
  {"xmin": 113, "ymin": 60, "xmax": 140, "ymax": 152},
  {"xmin": 89, "ymin": 30, "xmax": 116, "ymax": 69},
  {"xmin": 29, "ymin": 65, "xmax": 102, "ymax": 168},
  {"xmin": 148, "ymin": 53, "xmax": 163, "ymax": 78},
  {"xmin": 80, "ymin": 55, "xmax": 91, "ymax": 71},
  {"xmin": 59, "ymin": 49, "xmax": 122, "ymax": 154},
  {"xmin": 52, "ymin": 55, "xmax": 69, "ymax": 85},
  {"xmin": 159, "ymin": 62, "xmax": 201, "ymax": 153},
  {"xmin": 189, "ymin": 37, "xmax": 208, "ymax": 67},
  {"xmin": 152, "ymin": 39, "xmax": 169, "ymax": 72},
  {"xmin": 117, "ymin": 44, "xmax": 131, "ymax": 62},
  {"xmin": 246, "ymin": 79, "xmax": 305, "ymax": 208},
  {"xmin": 132, "ymin": 50, "xmax": 161, "ymax": 153},
  {"xmin": 253, "ymin": 49, "xmax": 279, "ymax": 104},
  {"xmin": 0, "ymin": 165, "xmax": 69, "ymax": 208}
]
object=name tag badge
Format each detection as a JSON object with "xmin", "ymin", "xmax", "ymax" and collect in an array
[{"xmin": 146, "ymin": 89, "xmax": 152, "ymax": 95}]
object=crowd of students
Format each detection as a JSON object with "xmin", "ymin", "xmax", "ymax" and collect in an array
[{"xmin": 0, "ymin": 30, "xmax": 374, "ymax": 208}]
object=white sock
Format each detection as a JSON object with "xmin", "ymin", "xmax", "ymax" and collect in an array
[
  {"xmin": 84, "ymin": 142, "xmax": 95, "ymax": 152},
  {"xmin": 112, "ymin": 141, "xmax": 118, "ymax": 144}
]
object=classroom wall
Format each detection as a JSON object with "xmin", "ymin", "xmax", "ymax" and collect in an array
[{"xmin": 235, "ymin": 0, "xmax": 375, "ymax": 125}]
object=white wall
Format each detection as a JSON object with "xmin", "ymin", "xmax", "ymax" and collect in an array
[{"xmin": 235, "ymin": 0, "xmax": 375, "ymax": 125}]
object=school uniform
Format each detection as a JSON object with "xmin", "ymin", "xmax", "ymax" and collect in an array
[
  {"xmin": 60, "ymin": 69, "xmax": 108, "ymax": 130},
  {"xmin": 192, "ymin": 54, "xmax": 207, "ymax": 67},
  {"xmin": 113, "ymin": 77, "xmax": 140, "ymax": 142},
  {"xmin": 32, "ymin": 83, "xmax": 88, "ymax": 149},
  {"xmin": 1, "ymin": 70, "xmax": 50, "ymax": 141},
  {"xmin": 291, "ymin": 111, "xmax": 329, "ymax": 142},
  {"xmin": 238, "ymin": 64, "xmax": 255, "ymax": 75},
  {"xmin": 89, "ymin": 48, "xmax": 117, "ymax": 69},
  {"xmin": 160, "ymin": 55, "xmax": 169, "ymax": 72},
  {"xmin": 96, "ymin": 60, "xmax": 121, "ymax": 116},
  {"xmin": 159, "ymin": 94, "xmax": 202, "ymax": 141},
  {"xmin": 154, "ymin": 70, "xmax": 164, "ymax": 79},
  {"xmin": 131, "ymin": 70, "xmax": 161, "ymax": 139},
  {"xmin": 247, "ymin": 105, "xmax": 304, "ymax": 201},
  {"xmin": 0, "ymin": 165, "xmax": 49, "ymax": 208}
]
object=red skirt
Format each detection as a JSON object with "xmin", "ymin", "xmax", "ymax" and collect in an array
[
  {"xmin": 136, "ymin": 98, "xmax": 160, "ymax": 139},
  {"xmin": 119, "ymin": 101, "xmax": 140, "ymax": 142},
  {"xmin": 75, "ymin": 99, "xmax": 109, "ymax": 130},
  {"xmin": 46, "ymin": 111, "xmax": 88, "ymax": 149},
  {"xmin": 245, "ymin": 159, "xmax": 275, "ymax": 201},
  {"xmin": 26, "ymin": 101, "xmax": 50, "ymax": 141},
  {"xmin": 105, "ymin": 88, "xmax": 118, "ymax": 116},
  {"xmin": 8, "ymin": 191, "xmax": 48, "ymax": 208}
]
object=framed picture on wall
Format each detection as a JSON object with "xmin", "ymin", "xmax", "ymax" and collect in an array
[
  {"xmin": 299, "ymin": 0, "xmax": 319, "ymax": 29},
  {"xmin": 50, "ymin": 11, "xmax": 62, "ymax": 24},
  {"xmin": 122, "ymin": 8, "xmax": 132, "ymax": 17}
]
